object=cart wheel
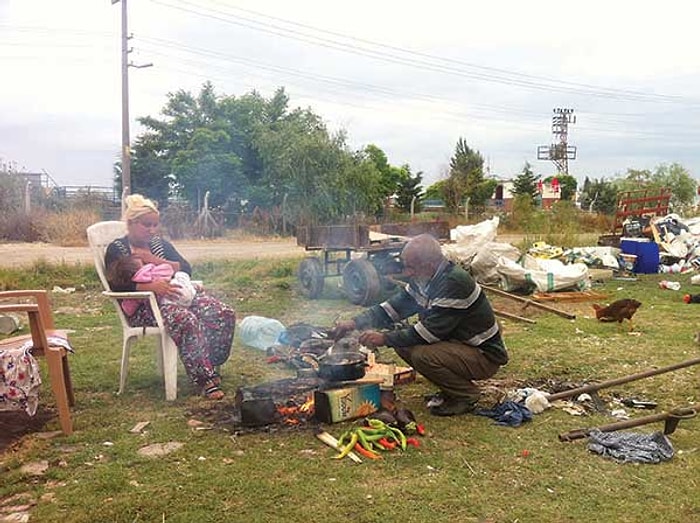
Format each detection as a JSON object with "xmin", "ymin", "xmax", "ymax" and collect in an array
[
  {"xmin": 343, "ymin": 259, "xmax": 381, "ymax": 305},
  {"xmin": 298, "ymin": 257, "xmax": 325, "ymax": 299}
]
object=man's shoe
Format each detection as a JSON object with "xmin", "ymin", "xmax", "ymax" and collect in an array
[
  {"xmin": 429, "ymin": 396, "xmax": 478, "ymax": 417},
  {"xmin": 424, "ymin": 391, "xmax": 446, "ymax": 408}
]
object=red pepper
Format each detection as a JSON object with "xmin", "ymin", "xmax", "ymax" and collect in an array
[
  {"xmin": 416, "ymin": 423, "xmax": 426, "ymax": 436},
  {"xmin": 266, "ymin": 355, "xmax": 282, "ymax": 364},
  {"xmin": 354, "ymin": 442, "xmax": 381, "ymax": 460},
  {"xmin": 377, "ymin": 437, "xmax": 397, "ymax": 451},
  {"xmin": 406, "ymin": 437, "xmax": 420, "ymax": 448}
]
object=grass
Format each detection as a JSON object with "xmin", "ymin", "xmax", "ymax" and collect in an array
[{"xmin": 1, "ymin": 255, "xmax": 700, "ymax": 523}]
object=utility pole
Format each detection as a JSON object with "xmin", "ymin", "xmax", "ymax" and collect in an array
[
  {"xmin": 537, "ymin": 108, "xmax": 577, "ymax": 175},
  {"xmin": 112, "ymin": 0, "xmax": 151, "ymax": 201}
]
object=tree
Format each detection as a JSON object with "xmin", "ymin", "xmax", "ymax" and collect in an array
[
  {"xmin": 394, "ymin": 165, "xmax": 423, "ymax": 213},
  {"xmin": 652, "ymin": 163, "xmax": 695, "ymax": 210},
  {"xmin": 606, "ymin": 163, "xmax": 695, "ymax": 214},
  {"xmin": 363, "ymin": 144, "xmax": 401, "ymax": 199},
  {"xmin": 423, "ymin": 180, "xmax": 444, "ymax": 201},
  {"xmin": 172, "ymin": 128, "xmax": 245, "ymax": 209},
  {"xmin": 440, "ymin": 138, "xmax": 487, "ymax": 212},
  {"xmin": 127, "ymin": 83, "xmax": 393, "ymax": 227},
  {"xmin": 579, "ymin": 177, "xmax": 618, "ymax": 215},
  {"xmin": 472, "ymin": 178, "xmax": 498, "ymax": 209},
  {"xmin": 510, "ymin": 162, "xmax": 539, "ymax": 202},
  {"xmin": 131, "ymin": 83, "xmax": 226, "ymax": 207},
  {"xmin": 127, "ymin": 135, "xmax": 175, "ymax": 204}
]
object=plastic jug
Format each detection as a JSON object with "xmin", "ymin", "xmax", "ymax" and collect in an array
[
  {"xmin": 659, "ymin": 280, "xmax": 681, "ymax": 291},
  {"xmin": 237, "ymin": 315, "xmax": 286, "ymax": 350}
]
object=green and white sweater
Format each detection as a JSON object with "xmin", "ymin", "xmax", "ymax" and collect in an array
[{"xmin": 354, "ymin": 260, "xmax": 508, "ymax": 365}]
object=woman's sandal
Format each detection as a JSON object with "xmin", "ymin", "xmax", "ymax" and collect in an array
[{"xmin": 203, "ymin": 381, "xmax": 224, "ymax": 400}]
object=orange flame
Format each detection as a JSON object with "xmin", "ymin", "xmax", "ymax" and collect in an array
[{"xmin": 277, "ymin": 394, "xmax": 315, "ymax": 425}]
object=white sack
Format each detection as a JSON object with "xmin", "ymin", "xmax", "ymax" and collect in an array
[
  {"xmin": 450, "ymin": 216, "xmax": 499, "ymax": 243},
  {"xmin": 497, "ymin": 254, "xmax": 591, "ymax": 293},
  {"xmin": 470, "ymin": 242, "xmax": 522, "ymax": 285},
  {"xmin": 443, "ymin": 217, "xmax": 501, "ymax": 267}
]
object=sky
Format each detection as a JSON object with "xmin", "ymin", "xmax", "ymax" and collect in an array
[{"xmin": 1, "ymin": 0, "xmax": 699, "ymax": 190}]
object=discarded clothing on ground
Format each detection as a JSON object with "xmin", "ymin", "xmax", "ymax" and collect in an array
[
  {"xmin": 476, "ymin": 400, "xmax": 533, "ymax": 427},
  {"xmin": 587, "ymin": 429, "xmax": 675, "ymax": 464}
]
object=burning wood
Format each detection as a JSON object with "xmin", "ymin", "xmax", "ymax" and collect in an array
[
  {"xmin": 235, "ymin": 377, "xmax": 321, "ymax": 427},
  {"xmin": 276, "ymin": 394, "xmax": 315, "ymax": 425}
]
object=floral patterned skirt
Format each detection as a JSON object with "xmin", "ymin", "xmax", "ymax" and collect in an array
[
  {"xmin": 128, "ymin": 291, "xmax": 236, "ymax": 386},
  {"xmin": 0, "ymin": 345, "xmax": 42, "ymax": 416}
]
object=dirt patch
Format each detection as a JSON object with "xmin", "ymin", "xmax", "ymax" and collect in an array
[{"xmin": 0, "ymin": 408, "xmax": 55, "ymax": 453}]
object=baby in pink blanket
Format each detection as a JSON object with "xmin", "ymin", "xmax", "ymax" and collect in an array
[{"xmin": 107, "ymin": 255, "xmax": 197, "ymax": 316}]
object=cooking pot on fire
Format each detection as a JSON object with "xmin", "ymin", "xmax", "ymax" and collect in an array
[{"xmin": 317, "ymin": 352, "xmax": 367, "ymax": 382}]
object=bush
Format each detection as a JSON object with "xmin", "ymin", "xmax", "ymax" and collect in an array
[
  {"xmin": 38, "ymin": 209, "xmax": 101, "ymax": 246},
  {"xmin": 0, "ymin": 211, "xmax": 40, "ymax": 241},
  {"xmin": 0, "ymin": 208, "xmax": 100, "ymax": 245}
]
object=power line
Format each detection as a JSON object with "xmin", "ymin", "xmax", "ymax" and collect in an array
[
  {"xmin": 2, "ymin": 24, "xmax": 699, "ymax": 141},
  {"xmin": 147, "ymin": 0, "xmax": 697, "ymax": 105},
  {"xmin": 134, "ymin": 37, "xmax": 700, "ymax": 141},
  {"xmin": 204, "ymin": 0, "xmax": 689, "ymax": 105}
]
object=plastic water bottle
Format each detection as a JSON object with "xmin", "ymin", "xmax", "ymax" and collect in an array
[
  {"xmin": 659, "ymin": 280, "xmax": 681, "ymax": 291},
  {"xmin": 237, "ymin": 315, "xmax": 286, "ymax": 350}
]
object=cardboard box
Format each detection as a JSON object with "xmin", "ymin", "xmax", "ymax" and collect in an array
[
  {"xmin": 393, "ymin": 366, "xmax": 417, "ymax": 386},
  {"xmin": 362, "ymin": 363, "xmax": 417, "ymax": 389},
  {"xmin": 313, "ymin": 382, "xmax": 380, "ymax": 423}
]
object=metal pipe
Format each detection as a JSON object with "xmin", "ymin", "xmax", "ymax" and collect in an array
[
  {"xmin": 482, "ymin": 285, "xmax": 575, "ymax": 319},
  {"xmin": 494, "ymin": 309, "xmax": 536, "ymax": 325},
  {"xmin": 546, "ymin": 356, "xmax": 700, "ymax": 401},
  {"xmin": 559, "ymin": 404, "xmax": 698, "ymax": 442}
]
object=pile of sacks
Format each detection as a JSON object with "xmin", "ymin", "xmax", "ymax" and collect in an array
[{"xmin": 442, "ymin": 217, "xmax": 590, "ymax": 293}]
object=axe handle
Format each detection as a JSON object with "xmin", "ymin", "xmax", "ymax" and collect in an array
[{"xmin": 559, "ymin": 404, "xmax": 699, "ymax": 442}]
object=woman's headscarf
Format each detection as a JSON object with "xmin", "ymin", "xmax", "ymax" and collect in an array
[{"xmin": 122, "ymin": 194, "xmax": 159, "ymax": 223}]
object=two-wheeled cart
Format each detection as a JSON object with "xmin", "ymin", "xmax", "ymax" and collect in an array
[{"xmin": 296, "ymin": 222, "xmax": 450, "ymax": 306}]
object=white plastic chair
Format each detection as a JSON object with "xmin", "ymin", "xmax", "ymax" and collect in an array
[{"xmin": 86, "ymin": 221, "xmax": 179, "ymax": 401}]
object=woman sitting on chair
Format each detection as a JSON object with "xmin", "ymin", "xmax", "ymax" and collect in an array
[{"xmin": 105, "ymin": 194, "xmax": 235, "ymax": 400}]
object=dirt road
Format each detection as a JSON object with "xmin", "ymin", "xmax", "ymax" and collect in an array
[
  {"xmin": 0, "ymin": 233, "xmax": 527, "ymax": 269},
  {"xmin": 0, "ymin": 237, "xmax": 308, "ymax": 269}
]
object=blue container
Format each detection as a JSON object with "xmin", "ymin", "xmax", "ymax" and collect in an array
[{"xmin": 620, "ymin": 238, "xmax": 659, "ymax": 274}]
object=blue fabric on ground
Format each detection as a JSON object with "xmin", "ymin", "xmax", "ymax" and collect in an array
[
  {"xmin": 587, "ymin": 429, "xmax": 675, "ymax": 464},
  {"xmin": 476, "ymin": 400, "xmax": 533, "ymax": 427}
]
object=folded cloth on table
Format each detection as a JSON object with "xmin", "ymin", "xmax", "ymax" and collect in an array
[{"xmin": 14, "ymin": 335, "xmax": 75, "ymax": 354}]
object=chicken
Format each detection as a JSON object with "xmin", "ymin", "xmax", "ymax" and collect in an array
[{"xmin": 592, "ymin": 298, "xmax": 642, "ymax": 331}]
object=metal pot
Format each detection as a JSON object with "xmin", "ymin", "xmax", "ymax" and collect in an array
[{"xmin": 317, "ymin": 353, "xmax": 367, "ymax": 382}]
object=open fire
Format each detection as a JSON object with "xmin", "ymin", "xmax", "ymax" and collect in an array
[
  {"xmin": 276, "ymin": 394, "xmax": 315, "ymax": 425},
  {"xmin": 234, "ymin": 377, "xmax": 321, "ymax": 427}
]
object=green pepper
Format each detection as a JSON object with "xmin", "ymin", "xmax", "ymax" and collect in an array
[
  {"xmin": 389, "ymin": 426, "xmax": 407, "ymax": 451},
  {"xmin": 333, "ymin": 432, "xmax": 358, "ymax": 459}
]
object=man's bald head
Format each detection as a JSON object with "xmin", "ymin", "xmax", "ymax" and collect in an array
[{"xmin": 401, "ymin": 234, "xmax": 445, "ymax": 278}]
